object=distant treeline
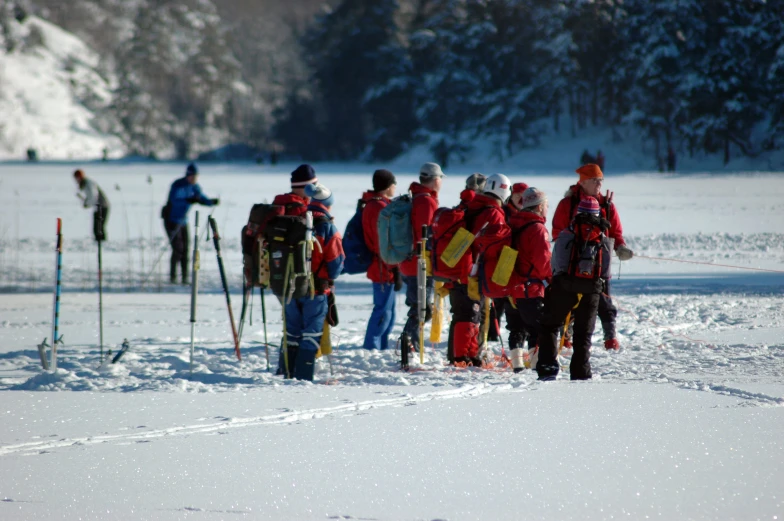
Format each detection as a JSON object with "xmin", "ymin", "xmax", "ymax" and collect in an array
[
  {"xmin": 275, "ymin": 0, "xmax": 784, "ymax": 166},
  {"xmin": 6, "ymin": 0, "xmax": 784, "ymax": 165}
]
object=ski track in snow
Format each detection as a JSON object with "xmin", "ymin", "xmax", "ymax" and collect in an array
[
  {"xmin": 0, "ymin": 384, "xmax": 507, "ymax": 457},
  {"xmin": 1, "ymin": 292, "xmax": 783, "ymax": 402},
  {"xmin": 0, "ymin": 289, "xmax": 782, "ymax": 463}
]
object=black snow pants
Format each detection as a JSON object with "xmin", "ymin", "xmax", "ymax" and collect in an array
[
  {"xmin": 598, "ymin": 280, "xmax": 618, "ymax": 340},
  {"xmin": 536, "ymin": 276, "xmax": 601, "ymax": 380},
  {"xmin": 166, "ymin": 221, "xmax": 189, "ymax": 283}
]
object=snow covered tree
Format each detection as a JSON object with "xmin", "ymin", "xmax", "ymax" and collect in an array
[
  {"xmin": 620, "ymin": 0, "xmax": 699, "ymax": 162},
  {"xmin": 678, "ymin": 0, "xmax": 775, "ymax": 163},
  {"xmin": 278, "ymin": 0, "xmax": 414, "ymax": 160}
]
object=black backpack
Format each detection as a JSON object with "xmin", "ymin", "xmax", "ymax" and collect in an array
[
  {"xmin": 241, "ymin": 204, "xmax": 284, "ymax": 287},
  {"xmin": 264, "ymin": 214, "xmax": 328, "ymax": 300}
]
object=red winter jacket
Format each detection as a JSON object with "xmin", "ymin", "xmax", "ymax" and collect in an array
[
  {"xmin": 551, "ymin": 185, "xmax": 625, "ymax": 248},
  {"xmin": 360, "ymin": 191, "xmax": 395, "ymax": 284},
  {"xmin": 469, "ymin": 194, "xmax": 507, "ymax": 259},
  {"xmin": 509, "ymin": 211, "xmax": 551, "ymax": 299},
  {"xmin": 399, "ymin": 182, "xmax": 438, "ymax": 277},
  {"xmin": 272, "ymin": 193, "xmax": 309, "ymax": 216}
]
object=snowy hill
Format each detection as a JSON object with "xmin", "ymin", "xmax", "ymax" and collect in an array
[{"xmin": 0, "ymin": 15, "xmax": 122, "ymax": 161}]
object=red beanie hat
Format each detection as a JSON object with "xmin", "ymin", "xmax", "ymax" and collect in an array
[
  {"xmin": 512, "ymin": 182, "xmax": 528, "ymax": 194},
  {"xmin": 576, "ymin": 164, "xmax": 603, "ymax": 182},
  {"xmin": 577, "ymin": 196, "xmax": 601, "ymax": 215}
]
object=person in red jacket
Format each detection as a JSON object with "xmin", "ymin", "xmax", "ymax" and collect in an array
[
  {"xmin": 508, "ymin": 187, "xmax": 552, "ymax": 372},
  {"xmin": 492, "ymin": 181, "xmax": 529, "ymax": 343},
  {"xmin": 399, "ymin": 162, "xmax": 443, "ymax": 353},
  {"xmin": 361, "ymin": 169, "xmax": 398, "ymax": 350},
  {"xmin": 551, "ymin": 164, "xmax": 633, "ymax": 350},
  {"xmin": 450, "ymin": 173, "xmax": 511, "ymax": 366},
  {"xmin": 504, "ymin": 182, "xmax": 528, "ymax": 220},
  {"xmin": 443, "ymin": 173, "xmax": 487, "ymax": 363},
  {"xmin": 272, "ymin": 164, "xmax": 317, "ymax": 216}
]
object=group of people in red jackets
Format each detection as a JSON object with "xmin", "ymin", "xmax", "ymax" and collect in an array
[{"xmin": 270, "ymin": 161, "xmax": 633, "ymax": 381}]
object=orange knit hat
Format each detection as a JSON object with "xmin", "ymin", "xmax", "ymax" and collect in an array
[{"xmin": 576, "ymin": 163, "xmax": 603, "ymax": 182}]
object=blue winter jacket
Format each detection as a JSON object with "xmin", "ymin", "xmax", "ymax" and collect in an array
[
  {"xmin": 308, "ymin": 203, "xmax": 345, "ymax": 283},
  {"xmin": 166, "ymin": 177, "xmax": 215, "ymax": 225}
]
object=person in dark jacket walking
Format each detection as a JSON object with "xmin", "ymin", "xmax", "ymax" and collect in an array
[
  {"xmin": 74, "ymin": 169, "xmax": 110, "ymax": 242},
  {"xmin": 361, "ymin": 169, "xmax": 398, "ymax": 350},
  {"xmin": 163, "ymin": 163, "xmax": 219, "ymax": 284}
]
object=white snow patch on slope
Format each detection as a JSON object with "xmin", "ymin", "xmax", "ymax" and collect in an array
[{"xmin": 0, "ymin": 16, "xmax": 122, "ymax": 160}]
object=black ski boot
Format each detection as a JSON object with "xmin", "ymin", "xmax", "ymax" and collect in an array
[
  {"xmin": 400, "ymin": 332, "xmax": 411, "ymax": 370},
  {"xmin": 293, "ymin": 350, "xmax": 317, "ymax": 381}
]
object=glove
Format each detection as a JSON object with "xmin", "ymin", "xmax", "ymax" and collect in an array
[
  {"xmin": 616, "ymin": 245, "xmax": 634, "ymax": 261},
  {"xmin": 186, "ymin": 196, "xmax": 199, "ymax": 204},
  {"xmin": 210, "ymin": 198, "xmax": 220, "ymax": 206},
  {"xmin": 393, "ymin": 268, "xmax": 403, "ymax": 291}
]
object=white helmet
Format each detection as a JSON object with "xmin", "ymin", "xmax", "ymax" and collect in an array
[{"xmin": 484, "ymin": 173, "xmax": 512, "ymax": 202}]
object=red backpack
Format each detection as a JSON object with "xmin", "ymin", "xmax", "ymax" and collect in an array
[
  {"xmin": 474, "ymin": 221, "xmax": 536, "ymax": 298},
  {"xmin": 430, "ymin": 206, "xmax": 475, "ymax": 282}
]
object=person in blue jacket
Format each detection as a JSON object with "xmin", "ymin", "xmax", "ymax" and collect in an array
[{"xmin": 163, "ymin": 163, "xmax": 219, "ymax": 284}]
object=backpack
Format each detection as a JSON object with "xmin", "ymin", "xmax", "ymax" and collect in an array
[
  {"xmin": 430, "ymin": 206, "xmax": 474, "ymax": 282},
  {"xmin": 342, "ymin": 198, "xmax": 377, "ymax": 275},
  {"xmin": 377, "ymin": 194, "xmax": 414, "ymax": 265},
  {"xmin": 474, "ymin": 222, "xmax": 535, "ymax": 299},
  {"xmin": 552, "ymin": 213, "xmax": 610, "ymax": 282},
  {"xmin": 264, "ymin": 214, "xmax": 312, "ymax": 300},
  {"xmin": 241, "ymin": 204, "xmax": 284, "ymax": 287}
]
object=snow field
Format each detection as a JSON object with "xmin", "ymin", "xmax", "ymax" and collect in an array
[{"xmin": 0, "ymin": 165, "xmax": 783, "ymax": 520}]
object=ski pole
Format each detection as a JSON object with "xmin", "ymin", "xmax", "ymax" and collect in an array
[
  {"xmin": 207, "ymin": 216, "xmax": 241, "ymax": 361},
  {"xmin": 50, "ymin": 218, "xmax": 63, "ymax": 371},
  {"xmin": 238, "ymin": 280, "xmax": 248, "ymax": 342},
  {"xmin": 558, "ymin": 294, "xmax": 582, "ymax": 356},
  {"xmin": 417, "ymin": 224, "xmax": 428, "ymax": 365},
  {"xmin": 97, "ymin": 203, "xmax": 104, "ymax": 362},
  {"xmin": 261, "ymin": 287, "xmax": 270, "ymax": 371},
  {"xmin": 189, "ymin": 212, "xmax": 201, "ymax": 376}
]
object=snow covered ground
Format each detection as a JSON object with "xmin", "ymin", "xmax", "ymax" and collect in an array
[{"xmin": 1, "ymin": 164, "xmax": 783, "ymax": 520}]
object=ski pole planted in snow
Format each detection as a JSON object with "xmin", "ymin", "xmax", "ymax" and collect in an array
[
  {"xmin": 189, "ymin": 211, "xmax": 201, "ymax": 376},
  {"xmin": 50, "ymin": 218, "xmax": 64, "ymax": 371},
  {"xmin": 417, "ymin": 224, "xmax": 428, "ymax": 365},
  {"xmin": 260, "ymin": 287, "xmax": 270, "ymax": 371},
  {"xmin": 207, "ymin": 216, "xmax": 241, "ymax": 361},
  {"xmin": 98, "ymin": 203, "xmax": 105, "ymax": 362}
]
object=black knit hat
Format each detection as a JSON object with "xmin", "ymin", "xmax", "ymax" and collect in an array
[
  {"xmin": 372, "ymin": 169, "xmax": 396, "ymax": 192},
  {"xmin": 291, "ymin": 164, "xmax": 317, "ymax": 187}
]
